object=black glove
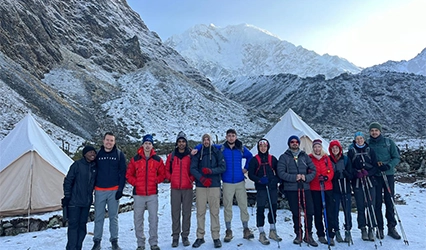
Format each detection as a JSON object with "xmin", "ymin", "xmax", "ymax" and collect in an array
[
  {"xmin": 115, "ymin": 191, "xmax": 123, "ymax": 200},
  {"xmin": 61, "ymin": 197, "xmax": 71, "ymax": 207},
  {"xmin": 379, "ymin": 164, "xmax": 390, "ymax": 171}
]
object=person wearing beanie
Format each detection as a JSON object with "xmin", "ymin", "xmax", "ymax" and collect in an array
[
  {"xmin": 63, "ymin": 145, "xmax": 97, "ymax": 250},
  {"xmin": 190, "ymin": 133, "xmax": 226, "ymax": 248},
  {"xmin": 348, "ymin": 131, "xmax": 379, "ymax": 241},
  {"xmin": 277, "ymin": 136, "xmax": 318, "ymax": 246},
  {"xmin": 126, "ymin": 133, "xmax": 166, "ymax": 250},
  {"xmin": 367, "ymin": 122, "xmax": 401, "ymax": 240},
  {"xmin": 165, "ymin": 131, "xmax": 194, "ymax": 247},
  {"xmin": 92, "ymin": 132, "xmax": 126, "ymax": 250},
  {"xmin": 328, "ymin": 140, "xmax": 353, "ymax": 244},
  {"xmin": 248, "ymin": 139, "xmax": 282, "ymax": 245}
]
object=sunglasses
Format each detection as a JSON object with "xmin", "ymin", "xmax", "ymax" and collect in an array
[{"xmin": 290, "ymin": 140, "xmax": 299, "ymax": 144}]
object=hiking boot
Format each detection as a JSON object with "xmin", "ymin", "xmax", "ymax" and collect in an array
[
  {"xmin": 224, "ymin": 229, "xmax": 233, "ymax": 242},
  {"xmin": 192, "ymin": 238, "xmax": 205, "ymax": 248},
  {"xmin": 376, "ymin": 229, "xmax": 384, "ymax": 239},
  {"xmin": 213, "ymin": 239, "xmax": 222, "ymax": 248},
  {"xmin": 318, "ymin": 236, "xmax": 327, "ymax": 244},
  {"xmin": 259, "ymin": 232, "xmax": 270, "ymax": 245},
  {"xmin": 112, "ymin": 240, "xmax": 122, "ymax": 250},
  {"xmin": 335, "ymin": 230, "xmax": 344, "ymax": 243},
  {"xmin": 182, "ymin": 237, "xmax": 190, "ymax": 246},
  {"xmin": 91, "ymin": 240, "xmax": 101, "ymax": 250},
  {"xmin": 388, "ymin": 227, "xmax": 401, "ymax": 240},
  {"xmin": 293, "ymin": 233, "xmax": 302, "ymax": 245},
  {"xmin": 329, "ymin": 238, "xmax": 335, "ymax": 246},
  {"xmin": 150, "ymin": 245, "xmax": 160, "ymax": 250},
  {"xmin": 361, "ymin": 227, "xmax": 369, "ymax": 241},
  {"xmin": 368, "ymin": 228, "xmax": 374, "ymax": 241},
  {"xmin": 303, "ymin": 233, "xmax": 319, "ymax": 247},
  {"xmin": 172, "ymin": 239, "xmax": 179, "ymax": 248},
  {"xmin": 344, "ymin": 230, "xmax": 352, "ymax": 243},
  {"xmin": 243, "ymin": 228, "xmax": 254, "ymax": 240},
  {"xmin": 269, "ymin": 229, "xmax": 282, "ymax": 242},
  {"xmin": 136, "ymin": 246, "xmax": 145, "ymax": 250}
]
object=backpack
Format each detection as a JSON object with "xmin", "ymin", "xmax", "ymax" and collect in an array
[
  {"xmin": 351, "ymin": 147, "xmax": 371, "ymax": 163},
  {"xmin": 254, "ymin": 154, "xmax": 275, "ymax": 175},
  {"xmin": 384, "ymin": 137, "xmax": 401, "ymax": 156}
]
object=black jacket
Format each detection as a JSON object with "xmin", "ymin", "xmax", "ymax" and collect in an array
[
  {"xmin": 63, "ymin": 158, "xmax": 97, "ymax": 207},
  {"xmin": 190, "ymin": 145, "xmax": 226, "ymax": 188},
  {"xmin": 248, "ymin": 152, "xmax": 280, "ymax": 190}
]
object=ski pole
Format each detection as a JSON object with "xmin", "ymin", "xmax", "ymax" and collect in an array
[
  {"xmin": 266, "ymin": 185, "xmax": 280, "ymax": 248},
  {"xmin": 381, "ymin": 172, "xmax": 409, "ymax": 245},
  {"xmin": 320, "ymin": 181, "xmax": 331, "ymax": 250}
]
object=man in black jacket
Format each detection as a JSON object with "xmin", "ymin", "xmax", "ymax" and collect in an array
[{"xmin": 63, "ymin": 145, "xmax": 97, "ymax": 250}]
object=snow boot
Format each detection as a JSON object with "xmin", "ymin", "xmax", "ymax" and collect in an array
[
  {"xmin": 182, "ymin": 237, "xmax": 190, "ymax": 247},
  {"xmin": 293, "ymin": 233, "xmax": 302, "ymax": 245},
  {"xmin": 91, "ymin": 240, "xmax": 101, "ymax": 250},
  {"xmin": 111, "ymin": 240, "xmax": 122, "ymax": 250},
  {"xmin": 213, "ymin": 239, "xmax": 222, "ymax": 248},
  {"xmin": 269, "ymin": 229, "xmax": 282, "ymax": 242},
  {"xmin": 368, "ymin": 228, "xmax": 374, "ymax": 241},
  {"xmin": 224, "ymin": 229, "xmax": 233, "ymax": 242},
  {"xmin": 344, "ymin": 230, "xmax": 352, "ymax": 243},
  {"xmin": 318, "ymin": 236, "xmax": 327, "ymax": 244},
  {"xmin": 388, "ymin": 227, "xmax": 401, "ymax": 240},
  {"xmin": 192, "ymin": 238, "xmax": 205, "ymax": 248},
  {"xmin": 243, "ymin": 228, "xmax": 254, "ymax": 240},
  {"xmin": 259, "ymin": 232, "xmax": 270, "ymax": 245},
  {"xmin": 172, "ymin": 238, "xmax": 179, "ymax": 248},
  {"xmin": 335, "ymin": 230, "xmax": 344, "ymax": 243},
  {"xmin": 150, "ymin": 245, "xmax": 160, "ymax": 250},
  {"xmin": 304, "ymin": 233, "xmax": 319, "ymax": 247},
  {"xmin": 361, "ymin": 227, "xmax": 369, "ymax": 241}
]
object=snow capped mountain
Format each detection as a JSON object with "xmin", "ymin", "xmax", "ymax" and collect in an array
[{"xmin": 165, "ymin": 23, "xmax": 362, "ymax": 87}]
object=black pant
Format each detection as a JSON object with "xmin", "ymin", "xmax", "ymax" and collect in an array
[
  {"xmin": 311, "ymin": 190, "xmax": 336, "ymax": 238},
  {"xmin": 353, "ymin": 178, "xmax": 376, "ymax": 229},
  {"xmin": 256, "ymin": 188, "xmax": 278, "ymax": 227},
  {"xmin": 375, "ymin": 174, "xmax": 397, "ymax": 229},
  {"xmin": 66, "ymin": 206, "xmax": 90, "ymax": 250},
  {"xmin": 286, "ymin": 189, "xmax": 314, "ymax": 235}
]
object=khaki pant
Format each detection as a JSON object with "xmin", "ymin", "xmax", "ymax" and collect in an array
[
  {"xmin": 222, "ymin": 181, "xmax": 249, "ymax": 224},
  {"xmin": 195, "ymin": 187, "xmax": 221, "ymax": 239}
]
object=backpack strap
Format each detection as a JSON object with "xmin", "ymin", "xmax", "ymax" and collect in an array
[{"xmin": 255, "ymin": 154, "xmax": 275, "ymax": 175}]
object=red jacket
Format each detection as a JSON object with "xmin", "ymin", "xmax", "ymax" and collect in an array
[
  {"xmin": 165, "ymin": 150, "xmax": 194, "ymax": 190},
  {"xmin": 126, "ymin": 148, "xmax": 165, "ymax": 196},
  {"xmin": 309, "ymin": 154, "xmax": 334, "ymax": 191}
]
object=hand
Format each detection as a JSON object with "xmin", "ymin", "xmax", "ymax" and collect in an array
[
  {"xmin": 200, "ymin": 177, "xmax": 212, "ymax": 187},
  {"xmin": 361, "ymin": 169, "xmax": 368, "ymax": 177},
  {"xmin": 62, "ymin": 197, "xmax": 70, "ymax": 207},
  {"xmin": 191, "ymin": 149, "xmax": 198, "ymax": 156},
  {"xmin": 259, "ymin": 176, "xmax": 269, "ymax": 185},
  {"xmin": 202, "ymin": 168, "xmax": 212, "ymax": 175},
  {"xmin": 115, "ymin": 191, "xmax": 123, "ymax": 200},
  {"xmin": 163, "ymin": 178, "xmax": 170, "ymax": 183},
  {"xmin": 379, "ymin": 164, "xmax": 390, "ymax": 171},
  {"xmin": 318, "ymin": 175, "xmax": 328, "ymax": 182}
]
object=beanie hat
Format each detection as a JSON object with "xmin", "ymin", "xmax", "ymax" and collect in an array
[
  {"xmin": 82, "ymin": 145, "xmax": 96, "ymax": 156},
  {"xmin": 257, "ymin": 138, "xmax": 270, "ymax": 152},
  {"xmin": 176, "ymin": 131, "xmax": 187, "ymax": 145},
  {"xmin": 354, "ymin": 131, "xmax": 365, "ymax": 140},
  {"xmin": 287, "ymin": 135, "xmax": 300, "ymax": 146},
  {"xmin": 312, "ymin": 139, "xmax": 322, "ymax": 147},
  {"xmin": 369, "ymin": 122, "xmax": 382, "ymax": 132},
  {"xmin": 142, "ymin": 134, "xmax": 154, "ymax": 144}
]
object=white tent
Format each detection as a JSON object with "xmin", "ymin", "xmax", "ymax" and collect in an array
[
  {"xmin": 246, "ymin": 108, "xmax": 330, "ymax": 189},
  {"xmin": 0, "ymin": 114, "xmax": 73, "ymax": 216}
]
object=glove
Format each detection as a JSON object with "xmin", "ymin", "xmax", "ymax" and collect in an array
[
  {"xmin": 115, "ymin": 191, "xmax": 123, "ymax": 200},
  {"xmin": 61, "ymin": 197, "xmax": 70, "ymax": 207},
  {"xmin": 202, "ymin": 168, "xmax": 212, "ymax": 175},
  {"xmin": 379, "ymin": 164, "xmax": 390, "ymax": 171},
  {"xmin": 361, "ymin": 169, "xmax": 368, "ymax": 177},
  {"xmin": 259, "ymin": 176, "xmax": 269, "ymax": 185},
  {"xmin": 200, "ymin": 177, "xmax": 212, "ymax": 187},
  {"xmin": 318, "ymin": 175, "xmax": 328, "ymax": 182}
]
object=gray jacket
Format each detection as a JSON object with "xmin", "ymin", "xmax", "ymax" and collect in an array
[{"xmin": 277, "ymin": 149, "xmax": 316, "ymax": 191}]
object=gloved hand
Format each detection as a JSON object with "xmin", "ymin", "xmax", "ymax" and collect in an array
[
  {"xmin": 259, "ymin": 176, "xmax": 269, "ymax": 185},
  {"xmin": 202, "ymin": 168, "xmax": 212, "ymax": 175},
  {"xmin": 200, "ymin": 177, "xmax": 212, "ymax": 187},
  {"xmin": 115, "ymin": 190, "xmax": 123, "ymax": 200},
  {"xmin": 318, "ymin": 175, "xmax": 328, "ymax": 182},
  {"xmin": 61, "ymin": 197, "xmax": 71, "ymax": 207},
  {"xmin": 361, "ymin": 169, "xmax": 368, "ymax": 177},
  {"xmin": 379, "ymin": 164, "xmax": 390, "ymax": 171}
]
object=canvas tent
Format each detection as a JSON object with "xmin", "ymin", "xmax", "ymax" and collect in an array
[
  {"xmin": 0, "ymin": 114, "xmax": 73, "ymax": 217},
  {"xmin": 246, "ymin": 108, "xmax": 330, "ymax": 190}
]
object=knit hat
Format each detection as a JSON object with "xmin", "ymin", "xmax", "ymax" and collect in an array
[
  {"xmin": 176, "ymin": 131, "xmax": 187, "ymax": 145},
  {"xmin": 354, "ymin": 131, "xmax": 365, "ymax": 140},
  {"xmin": 82, "ymin": 145, "xmax": 96, "ymax": 156},
  {"xmin": 312, "ymin": 139, "xmax": 322, "ymax": 147},
  {"xmin": 142, "ymin": 134, "xmax": 154, "ymax": 144},
  {"xmin": 369, "ymin": 122, "xmax": 382, "ymax": 132},
  {"xmin": 287, "ymin": 135, "xmax": 300, "ymax": 146},
  {"xmin": 257, "ymin": 138, "xmax": 270, "ymax": 152}
]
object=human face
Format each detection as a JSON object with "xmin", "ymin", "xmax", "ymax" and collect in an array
[
  {"xmin": 177, "ymin": 139, "xmax": 187, "ymax": 151},
  {"xmin": 289, "ymin": 139, "xmax": 299, "ymax": 150},
  {"xmin": 355, "ymin": 136, "xmax": 365, "ymax": 145},
  {"xmin": 331, "ymin": 145, "xmax": 340, "ymax": 156},
  {"xmin": 313, "ymin": 144, "xmax": 322, "ymax": 155},
  {"xmin": 226, "ymin": 133, "xmax": 237, "ymax": 145},
  {"xmin": 103, "ymin": 134, "xmax": 115, "ymax": 152},
  {"xmin": 370, "ymin": 128, "xmax": 381, "ymax": 138},
  {"xmin": 259, "ymin": 143, "xmax": 268, "ymax": 154},
  {"xmin": 143, "ymin": 141, "xmax": 153, "ymax": 153},
  {"xmin": 203, "ymin": 137, "xmax": 210, "ymax": 147},
  {"xmin": 84, "ymin": 150, "xmax": 96, "ymax": 162}
]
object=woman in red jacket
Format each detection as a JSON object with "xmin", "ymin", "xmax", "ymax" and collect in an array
[
  {"xmin": 309, "ymin": 139, "xmax": 335, "ymax": 246},
  {"xmin": 126, "ymin": 134, "xmax": 165, "ymax": 250}
]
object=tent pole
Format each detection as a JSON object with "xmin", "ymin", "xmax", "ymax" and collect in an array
[{"xmin": 27, "ymin": 150, "xmax": 34, "ymax": 232}]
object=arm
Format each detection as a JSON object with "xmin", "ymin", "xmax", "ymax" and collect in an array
[
  {"xmin": 165, "ymin": 153, "xmax": 172, "ymax": 180},
  {"xmin": 247, "ymin": 157, "xmax": 260, "ymax": 183},
  {"xmin": 304, "ymin": 155, "xmax": 316, "ymax": 183},
  {"xmin": 63, "ymin": 162, "xmax": 77, "ymax": 198},
  {"xmin": 242, "ymin": 146, "xmax": 253, "ymax": 170},
  {"xmin": 325, "ymin": 156, "xmax": 334, "ymax": 180},
  {"xmin": 277, "ymin": 154, "xmax": 298, "ymax": 182},
  {"xmin": 190, "ymin": 153, "xmax": 202, "ymax": 181},
  {"xmin": 157, "ymin": 158, "xmax": 166, "ymax": 183},
  {"xmin": 213, "ymin": 150, "xmax": 226, "ymax": 174},
  {"xmin": 126, "ymin": 159, "xmax": 137, "ymax": 186},
  {"xmin": 118, "ymin": 151, "xmax": 127, "ymax": 191},
  {"xmin": 388, "ymin": 140, "xmax": 401, "ymax": 168}
]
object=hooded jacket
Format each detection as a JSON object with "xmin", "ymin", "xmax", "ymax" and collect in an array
[
  {"xmin": 328, "ymin": 140, "xmax": 352, "ymax": 194},
  {"xmin": 309, "ymin": 153, "xmax": 334, "ymax": 191},
  {"xmin": 277, "ymin": 149, "xmax": 316, "ymax": 191},
  {"xmin": 248, "ymin": 138, "xmax": 280, "ymax": 190},
  {"xmin": 165, "ymin": 147, "xmax": 194, "ymax": 190},
  {"xmin": 63, "ymin": 158, "xmax": 97, "ymax": 207}
]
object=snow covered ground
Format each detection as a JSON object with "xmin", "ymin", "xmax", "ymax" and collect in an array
[{"xmin": 1, "ymin": 182, "xmax": 425, "ymax": 250}]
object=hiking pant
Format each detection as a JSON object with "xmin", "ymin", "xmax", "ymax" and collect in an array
[
  {"xmin": 312, "ymin": 190, "xmax": 336, "ymax": 238},
  {"xmin": 285, "ymin": 190, "xmax": 314, "ymax": 235},
  {"xmin": 171, "ymin": 188, "xmax": 193, "ymax": 240},
  {"xmin": 333, "ymin": 191, "xmax": 352, "ymax": 231},
  {"xmin": 195, "ymin": 187, "xmax": 221, "ymax": 240},
  {"xmin": 222, "ymin": 181, "xmax": 249, "ymax": 226},
  {"xmin": 256, "ymin": 188, "xmax": 278, "ymax": 227},
  {"xmin": 375, "ymin": 174, "xmax": 397, "ymax": 229},
  {"xmin": 353, "ymin": 179, "xmax": 376, "ymax": 229},
  {"xmin": 66, "ymin": 206, "xmax": 90, "ymax": 250},
  {"xmin": 134, "ymin": 194, "xmax": 159, "ymax": 247},
  {"xmin": 93, "ymin": 190, "xmax": 119, "ymax": 242}
]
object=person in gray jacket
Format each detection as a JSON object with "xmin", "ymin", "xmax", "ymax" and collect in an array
[{"xmin": 277, "ymin": 135, "xmax": 318, "ymax": 247}]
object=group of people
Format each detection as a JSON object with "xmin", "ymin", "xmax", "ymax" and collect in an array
[{"xmin": 62, "ymin": 122, "xmax": 402, "ymax": 250}]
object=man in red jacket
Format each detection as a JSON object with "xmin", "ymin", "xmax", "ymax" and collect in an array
[
  {"xmin": 165, "ymin": 131, "xmax": 194, "ymax": 248},
  {"xmin": 126, "ymin": 134, "xmax": 166, "ymax": 250}
]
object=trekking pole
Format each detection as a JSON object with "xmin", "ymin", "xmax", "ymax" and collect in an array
[
  {"xmin": 300, "ymin": 181, "xmax": 310, "ymax": 246},
  {"xmin": 320, "ymin": 181, "xmax": 331, "ymax": 250},
  {"xmin": 266, "ymin": 185, "xmax": 280, "ymax": 248},
  {"xmin": 381, "ymin": 172, "xmax": 409, "ymax": 245},
  {"xmin": 297, "ymin": 181, "xmax": 303, "ymax": 247},
  {"xmin": 338, "ymin": 178, "xmax": 353, "ymax": 246},
  {"xmin": 360, "ymin": 177, "xmax": 380, "ymax": 249}
]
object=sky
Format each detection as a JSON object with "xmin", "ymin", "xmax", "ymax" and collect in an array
[{"xmin": 127, "ymin": 0, "xmax": 426, "ymax": 68}]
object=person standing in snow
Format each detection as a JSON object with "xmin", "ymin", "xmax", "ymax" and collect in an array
[
  {"xmin": 367, "ymin": 122, "xmax": 402, "ymax": 240},
  {"xmin": 248, "ymin": 138, "xmax": 282, "ymax": 245},
  {"xmin": 165, "ymin": 131, "xmax": 194, "ymax": 248},
  {"xmin": 126, "ymin": 134, "xmax": 166, "ymax": 250},
  {"xmin": 190, "ymin": 133, "xmax": 226, "ymax": 249},
  {"xmin": 92, "ymin": 132, "xmax": 127, "ymax": 250},
  {"xmin": 63, "ymin": 145, "xmax": 97, "ymax": 250}
]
